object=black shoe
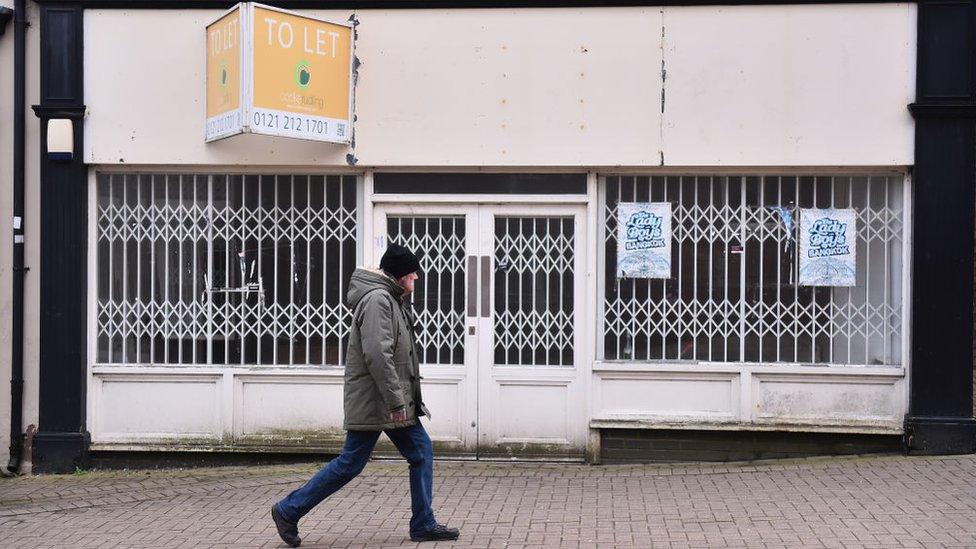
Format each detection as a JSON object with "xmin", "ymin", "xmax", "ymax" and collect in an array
[
  {"xmin": 271, "ymin": 504, "xmax": 302, "ymax": 548},
  {"xmin": 410, "ymin": 524, "xmax": 460, "ymax": 542}
]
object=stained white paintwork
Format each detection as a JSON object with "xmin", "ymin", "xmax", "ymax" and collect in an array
[
  {"xmin": 753, "ymin": 375, "xmax": 900, "ymax": 423},
  {"xmin": 591, "ymin": 363, "xmax": 906, "ymax": 432},
  {"xmin": 84, "ymin": 5, "xmax": 914, "ymax": 167},
  {"xmin": 88, "ymin": 367, "xmax": 474, "ymax": 451}
]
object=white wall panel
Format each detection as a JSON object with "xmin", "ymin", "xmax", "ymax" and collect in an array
[
  {"xmin": 84, "ymin": 5, "xmax": 913, "ymax": 167},
  {"xmin": 353, "ymin": 8, "xmax": 662, "ymax": 166},
  {"xmin": 94, "ymin": 374, "xmax": 221, "ymax": 439},
  {"xmin": 591, "ymin": 366, "xmax": 906, "ymax": 432},
  {"xmin": 418, "ymin": 379, "xmax": 463, "ymax": 443},
  {"xmin": 496, "ymin": 382, "xmax": 570, "ymax": 442},
  {"xmin": 662, "ymin": 4, "xmax": 916, "ymax": 166},
  {"xmin": 596, "ymin": 373, "xmax": 739, "ymax": 421},
  {"xmin": 753, "ymin": 374, "xmax": 902, "ymax": 425},
  {"xmin": 236, "ymin": 375, "xmax": 344, "ymax": 436}
]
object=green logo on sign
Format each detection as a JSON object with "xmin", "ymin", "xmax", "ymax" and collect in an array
[
  {"xmin": 219, "ymin": 61, "xmax": 229, "ymax": 88},
  {"xmin": 294, "ymin": 61, "xmax": 311, "ymax": 89}
]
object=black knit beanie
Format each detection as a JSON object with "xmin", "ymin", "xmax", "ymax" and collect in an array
[{"xmin": 380, "ymin": 244, "xmax": 421, "ymax": 278}]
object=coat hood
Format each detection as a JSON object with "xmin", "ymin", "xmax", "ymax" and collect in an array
[{"xmin": 346, "ymin": 267, "xmax": 404, "ymax": 309}]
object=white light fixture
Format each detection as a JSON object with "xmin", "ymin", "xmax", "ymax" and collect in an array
[{"xmin": 46, "ymin": 119, "xmax": 73, "ymax": 162}]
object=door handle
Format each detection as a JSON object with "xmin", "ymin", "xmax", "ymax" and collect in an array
[
  {"xmin": 467, "ymin": 256, "xmax": 478, "ymax": 317},
  {"xmin": 480, "ymin": 256, "xmax": 491, "ymax": 318}
]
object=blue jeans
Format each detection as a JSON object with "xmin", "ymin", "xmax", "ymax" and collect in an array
[{"xmin": 275, "ymin": 422, "xmax": 438, "ymax": 537}]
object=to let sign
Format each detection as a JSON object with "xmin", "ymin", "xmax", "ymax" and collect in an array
[
  {"xmin": 205, "ymin": 2, "xmax": 355, "ymax": 144},
  {"xmin": 206, "ymin": 4, "xmax": 244, "ymax": 141}
]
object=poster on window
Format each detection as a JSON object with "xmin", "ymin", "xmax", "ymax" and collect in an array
[
  {"xmin": 617, "ymin": 202, "xmax": 672, "ymax": 279},
  {"xmin": 799, "ymin": 208, "xmax": 857, "ymax": 286}
]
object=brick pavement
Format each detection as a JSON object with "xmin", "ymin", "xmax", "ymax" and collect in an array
[{"xmin": 0, "ymin": 454, "xmax": 974, "ymax": 548}]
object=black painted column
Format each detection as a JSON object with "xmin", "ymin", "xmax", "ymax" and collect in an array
[
  {"xmin": 31, "ymin": 4, "xmax": 89, "ymax": 473},
  {"xmin": 906, "ymin": 0, "xmax": 976, "ymax": 454}
]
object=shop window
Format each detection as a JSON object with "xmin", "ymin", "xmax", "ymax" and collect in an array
[
  {"xmin": 602, "ymin": 175, "xmax": 905, "ymax": 366},
  {"xmin": 95, "ymin": 173, "xmax": 358, "ymax": 366}
]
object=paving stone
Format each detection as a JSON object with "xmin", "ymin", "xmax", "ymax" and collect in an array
[{"xmin": 0, "ymin": 455, "xmax": 973, "ymax": 548}]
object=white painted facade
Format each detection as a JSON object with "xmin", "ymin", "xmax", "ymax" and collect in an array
[
  {"xmin": 0, "ymin": 0, "xmax": 42, "ymax": 471},
  {"xmin": 4, "ymin": 4, "xmax": 918, "ymax": 462},
  {"xmin": 83, "ymin": 5, "xmax": 915, "ymax": 167}
]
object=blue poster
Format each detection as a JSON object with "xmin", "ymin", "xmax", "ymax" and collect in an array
[
  {"xmin": 617, "ymin": 202, "xmax": 672, "ymax": 279},
  {"xmin": 799, "ymin": 208, "xmax": 857, "ymax": 287}
]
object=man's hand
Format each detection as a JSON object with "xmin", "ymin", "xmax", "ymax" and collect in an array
[{"xmin": 391, "ymin": 408, "xmax": 408, "ymax": 422}]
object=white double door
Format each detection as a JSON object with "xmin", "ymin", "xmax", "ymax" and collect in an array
[{"xmin": 373, "ymin": 203, "xmax": 587, "ymax": 458}]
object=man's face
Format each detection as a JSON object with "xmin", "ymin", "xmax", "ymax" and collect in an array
[{"xmin": 397, "ymin": 272, "xmax": 419, "ymax": 296}]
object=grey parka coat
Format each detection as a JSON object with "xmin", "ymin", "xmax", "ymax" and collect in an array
[{"xmin": 343, "ymin": 268, "xmax": 429, "ymax": 431}]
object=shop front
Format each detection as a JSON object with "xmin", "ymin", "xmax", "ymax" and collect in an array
[
  {"xmin": 8, "ymin": 0, "xmax": 975, "ymax": 472},
  {"xmin": 88, "ymin": 168, "xmax": 909, "ymax": 461},
  {"xmin": 90, "ymin": 171, "xmax": 594, "ymax": 458}
]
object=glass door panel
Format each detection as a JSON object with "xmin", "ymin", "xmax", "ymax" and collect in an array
[
  {"xmin": 387, "ymin": 215, "xmax": 467, "ymax": 366},
  {"xmin": 492, "ymin": 216, "xmax": 576, "ymax": 366}
]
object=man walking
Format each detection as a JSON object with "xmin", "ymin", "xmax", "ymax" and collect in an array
[{"xmin": 271, "ymin": 244, "xmax": 460, "ymax": 547}]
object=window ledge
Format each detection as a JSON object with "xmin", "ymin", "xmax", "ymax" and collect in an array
[{"xmin": 592, "ymin": 361, "xmax": 906, "ymax": 377}]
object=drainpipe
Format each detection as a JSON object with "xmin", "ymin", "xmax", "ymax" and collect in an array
[{"xmin": 7, "ymin": 0, "xmax": 27, "ymax": 474}]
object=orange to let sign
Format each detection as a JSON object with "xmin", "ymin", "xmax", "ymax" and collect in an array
[
  {"xmin": 205, "ymin": 4, "xmax": 244, "ymax": 141},
  {"xmin": 204, "ymin": 3, "xmax": 355, "ymax": 144},
  {"xmin": 250, "ymin": 4, "xmax": 353, "ymax": 142}
]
